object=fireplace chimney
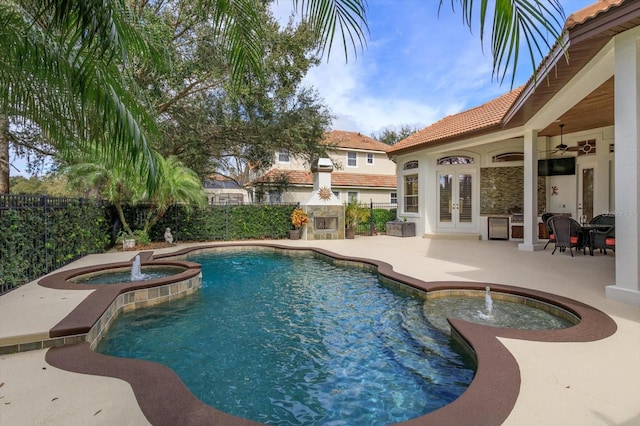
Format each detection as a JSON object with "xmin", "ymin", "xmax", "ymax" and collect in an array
[{"xmin": 302, "ymin": 158, "xmax": 344, "ymax": 240}]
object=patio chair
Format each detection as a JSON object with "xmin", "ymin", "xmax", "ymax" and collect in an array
[
  {"xmin": 548, "ymin": 216, "xmax": 583, "ymax": 257},
  {"xmin": 541, "ymin": 213, "xmax": 555, "ymax": 250},
  {"xmin": 590, "ymin": 226, "xmax": 616, "ymax": 255},
  {"xmin": 590, "ymin": 213, "xmax": 615, "ymax": 226},
  {"xmin": 588, "ymin": 214, "xmax": 615, "ymax": 255}
]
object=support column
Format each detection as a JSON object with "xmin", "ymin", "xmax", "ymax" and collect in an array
[
  {"xmin": 519, "ymin": 129, "xmax": 542, "ymax": 251},
  {"xmin": 607, "ymin": 31, "xmax": 640, "ymax": 306}
]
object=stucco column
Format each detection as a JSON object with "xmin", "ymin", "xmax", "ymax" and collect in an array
[
  {"xmin": 607, "ymin": 30, "xmax": 640, "ymax": 306},
  {"xmin": 519, "ymin": 129, "xmax": 542, "ymax": 251}
]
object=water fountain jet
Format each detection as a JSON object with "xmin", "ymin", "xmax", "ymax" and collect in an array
[
  {"xmin": 477, "ymin": 286, "xmax": 494, "ymax": 320},
  {"xmin": 131, "ymin": 255, "xmax": 145, "ymax": 281}
]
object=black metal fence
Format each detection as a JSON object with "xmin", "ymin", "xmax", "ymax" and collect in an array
[
  {"xmin": 0, "ymin": 194, "xmax": 110, "ymax": 295},
  {"xmin": 354, "ymin": 201, "xmax": 398, "ymax": 236}
]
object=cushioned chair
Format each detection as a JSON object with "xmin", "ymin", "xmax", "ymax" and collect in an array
[
  {"xmin": 548, "ymin": 216, "xmax": 583, "ymax": 257},
  {"xmin": 588, "ymin": 214, "xmax": 615, "ymax": 255},
  {"xmin": 590, "ymin": 226, "xmax": 615, "ymax": 255},
  {"xmin": 541, "ymin": 212, "xmax": 555, "ymax": 250}
]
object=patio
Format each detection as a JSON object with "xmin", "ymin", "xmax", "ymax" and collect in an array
[{"xmin": 0, "ymin": 236, "xmax": 638, "ymax": 425}]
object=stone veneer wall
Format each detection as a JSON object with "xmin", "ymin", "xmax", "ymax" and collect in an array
[
  {"xmin": 480, "ymin": 167, "xmax": 546, "ymax": 215},
  {"xmin": 304, "ymin": 205, "xmax": 345, "ymax": 240}
]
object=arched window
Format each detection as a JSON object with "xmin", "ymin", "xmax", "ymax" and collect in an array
[
  {"xmin": 437, "ymin": 156, "xmax": 474, "ymax": 165},
  {"xmin": 403, "ymin": 160, "xmax": 418, "ymax": 170},
  {"xmin": 492, "ymin": 152, "xmax": 524, "ymax": 162}
]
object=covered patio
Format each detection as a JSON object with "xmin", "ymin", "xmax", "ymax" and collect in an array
[{"xmin": 387, "ymin": 0, "xmax": 640, "ymax": 307}]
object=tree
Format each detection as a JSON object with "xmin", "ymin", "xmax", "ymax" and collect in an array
[
  {"xmin": 130, "ymin": 2, "xmax": 333, "ymax": 181},
  {"xmin": 372, "ymin": 125, "xmax": 420, "ymax": 146}
]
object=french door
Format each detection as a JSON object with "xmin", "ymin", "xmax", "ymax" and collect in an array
[{"xmin": 437, "ymin": 170, "xmax": 475, "ymax": 229}]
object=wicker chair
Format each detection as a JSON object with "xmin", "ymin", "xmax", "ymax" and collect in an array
[
  {"xmin": 548, "ymin": 216, "xmax": 584, "ymax": 256},
  {"xmin": 541, "ymin": 212, "xmax": 555, "ymax": 250},
  {"xmin": 590, "ymin": 226, "xmax": 615, "ymax": 255},
  {"xmin": 590, "ymin": 214, "xmax": 616, "ymax": 226}
]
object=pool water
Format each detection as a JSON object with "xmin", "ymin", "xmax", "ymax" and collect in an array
[
  {"xmin": 72, "ymin": 267, "xmax": 184, "ymax": 284},
  {"xmin": 97, "ymin": 251, "xmax": 475, "ymax": 425},
  {"xmin": 423, "ymin": 295, "xmax": 575, "ymax": 333}
]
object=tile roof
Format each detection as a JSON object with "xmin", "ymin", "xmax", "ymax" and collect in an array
[
  {"xmin": 388, "ymin": 87, "xmax": 524, "ymax": 155},
  {"xmin": 323, "ymin": 130, "xmax": 390, "ymax": 152},
  {"xmin": 564, "ymin": 0, "xmax": 625, "ymax": 30},
  {"xmin": 252, "ymin": 169, "xmax": 397, "ymax": 189}
]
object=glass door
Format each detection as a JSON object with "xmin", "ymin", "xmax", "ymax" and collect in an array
[
  {"xmin": 578, "ymin": 163, "xmax": 595, "ymax": 223},
  {"xmin": 437, "ymin": 170, "xmax": 475, "ymax": 229}
]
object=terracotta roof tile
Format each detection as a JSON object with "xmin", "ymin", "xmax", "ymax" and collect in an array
[
  {"xmin": 323, "ymin": 130, "xmax": 390, "ymax": 152},
  {"xmin": 252, "ymin": 169, "xmax": 397, "ymax": 189},
  {"xmin": 564, "ymin": 0, "xmax": 625, "ymax": 30},
  {"xmin": 388, "ymin": 87, "xmax": 523, "ymax": 155}
]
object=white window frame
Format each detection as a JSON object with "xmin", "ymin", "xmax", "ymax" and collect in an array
[
  {"xmin": 403, "ymin": 174, "xmax": 419, "ymax": 213},
  {"xmin": 347, "ymin": 151, "xmax": 357, "ymax": 168},
  {"xmin": 366, "ymin": 152, "xmax": 374, "ymax": 165},
  {"xmin": 347, "ymin": 191, "xmax": 358, "ymax": 202},
  {"xmin": 390, "ymin": 192, "xmax": 397, "ymax": 204},
  {"xmin": 277, "ymin": 151, "xmax": 290, "ymax": 163}
]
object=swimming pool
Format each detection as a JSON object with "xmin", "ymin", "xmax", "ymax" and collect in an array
[{"xmin": 97, "ymin": 251, "xmax": 475, "ymax": 425}]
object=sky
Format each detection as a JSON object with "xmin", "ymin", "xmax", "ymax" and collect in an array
[{"xmin": 271, "ymin": 0, "xmax": 598, "ymax": 137}]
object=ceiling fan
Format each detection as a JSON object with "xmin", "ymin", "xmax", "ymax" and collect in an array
[{"xmin": 544, "ymin": 124, "xmax": 580, "ymax": 155}]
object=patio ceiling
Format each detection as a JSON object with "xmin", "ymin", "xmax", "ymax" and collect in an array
[
  {"xmin": 537, "ymin": 77, "xmax": 614, "ymax": 137},
  {"xmin": 505, "ymin": 1, "xmax": 640, "ymax": 137}
]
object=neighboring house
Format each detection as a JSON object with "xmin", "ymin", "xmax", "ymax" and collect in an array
[
  {"xmin": 387, "ymin": 0, "xmax": 639, "ymax": 307},
  {"xmin": 203, "ymin": 175, "xmax": 248, "ymax": 204},
  {"xmin": 251, "ymin": 130, "xmax": 397, "ymax": 205}
]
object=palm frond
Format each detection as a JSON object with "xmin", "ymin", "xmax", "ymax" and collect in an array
[
  {"xmin": 295, "ymin": 0, "xmax": 369, "ymax": 60},
  {"xmin": 441, "ymin": 0, "xmax": 565, "ymax": 86},
  {"xmin": 0, "ymin": 1, "xmax": 160, "ymax": 190}
]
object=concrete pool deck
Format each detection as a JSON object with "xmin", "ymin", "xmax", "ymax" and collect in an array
[{"xmin": 0, "ymin": 236, "xmax": 639, "ymax": 425}]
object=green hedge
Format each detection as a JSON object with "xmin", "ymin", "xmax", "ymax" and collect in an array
[
  {"xmin": 0, "ymin": 200, "xmax": 110, "ymax": 292},
  {"xmin": 372, "ymin": 208, "xmax": 397, "ymax": 233},
  {"xmin": 123, "ymin": 203, "xmax": 298, "ymax": 242}
]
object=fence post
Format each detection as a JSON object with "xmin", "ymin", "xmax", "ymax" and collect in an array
[
  {"xmin": 225, "ymin": 202, "xmax": 229, "ymax": 240},
  {"xmin": 41, "ymin": 195, "xmax": 50, "ymax": 273},
  {"xmin": 369, "ymin": 200, "xmax": 374, "ymax": 236}
]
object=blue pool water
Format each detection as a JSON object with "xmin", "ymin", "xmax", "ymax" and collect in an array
[
  {"xmin": 72, "ymin": 267, "xmax": 184, "ymax": 284},
  {"xmin": 97, "ymin": 251, "xmax": 475, "ymax": 425}
]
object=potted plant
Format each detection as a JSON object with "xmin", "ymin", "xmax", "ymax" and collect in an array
[
  {"xmin": 290, "ymin": 208, "xmax": 309, "ymax": 239},
  {"xmin": 344, "ymin": 199, "xmax": 369, "ymax": 239}
]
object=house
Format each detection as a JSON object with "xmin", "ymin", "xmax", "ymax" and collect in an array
[
  {"xmin": 387, "ymin": 0, "xmax": 639, "ymax": 307},
  {"xmin": 251, "ymin": 130, "xmax": 397, "ymax": 205},
  {"xmin": 203, "ymin": 175, "xmax": 248, "ymax": 204}
]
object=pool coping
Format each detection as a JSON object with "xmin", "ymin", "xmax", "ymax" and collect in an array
[{"xmin": 41, "ymin": 243, "xmax": 617, "ymax": 426}]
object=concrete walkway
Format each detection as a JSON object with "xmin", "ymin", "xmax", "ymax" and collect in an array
[{"xmin": 1, "ymin": 237, "xmax": 638, "ymax": 425}]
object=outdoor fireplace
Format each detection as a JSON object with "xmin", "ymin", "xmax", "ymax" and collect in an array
[
  {"xmin": 314, "ymin": 216, "xmax": 338, "ymax": 231},
  {"xmin": 302, "ymin": 158, "xmax": 344, "ymax": 240}
]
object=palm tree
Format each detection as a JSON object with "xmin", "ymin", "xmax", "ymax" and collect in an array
[
  {"xmin": 140, "ymin": 155, "xmax": 207, "ymax": 235},
  {"xmin": 0, "ymin": 0, "xmax": 160, "ymax": 193},
  {"xmin": 66, "ymin": 148, "xmax": 206, "ymax": 239}
]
